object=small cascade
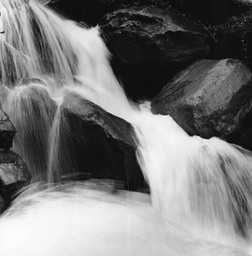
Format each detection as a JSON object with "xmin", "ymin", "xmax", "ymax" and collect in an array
[
  {"xmin": 46, "ymin": 97, "xmax": 63, "ymax": 184},
  {"xmin": 3, "ymin": 82, "xmax": 57, "ymax": 181},
  {"xmin": 133, "ymin": 106, "xmax": 252, "ymax": 244}
]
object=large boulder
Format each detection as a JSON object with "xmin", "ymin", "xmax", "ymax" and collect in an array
[
  {"xmin": 0, "ymin": 83, "xmax": 146, "ymax": 191},
  {"xmin": 101, "ymin": 6, "xmax": 211, "ymax": 99},
  {"xmin": 58, "ymin": 92, "xmax": 145, "ymax": 191},
  {"xmin": 0, "ymin": 150, "xmax": 30, "ymax": 207},
  {"xmin": 0, "ymin": 104, "xmax": 16, "ymax": 150},
  {"xmin": 151, "ymin": 59, "xmax": 252, "ymax": 140}
]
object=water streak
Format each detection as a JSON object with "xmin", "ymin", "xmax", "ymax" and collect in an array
[{"xmin": 46, "ymin": 97, "xmax": 63, "ymax": 183}]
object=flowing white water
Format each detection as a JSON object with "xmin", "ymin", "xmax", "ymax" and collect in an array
[
  {"xmin": 133, "ymin": 107, "xmax": 252, "ymax": 243},
  {"xmin": 0, "ymin": 0, "xmax": 252, "ymax": 255},
  {"xmin": 0, "ymin": 181, "xmax": 250, "ymax": 256},
  {"xmin": 46, "ymin": 97, "xmax": 63, "ymax": 183},
  {"xmin": 3, "ymin": 82, "xmax": 57, "ymax": 180}
]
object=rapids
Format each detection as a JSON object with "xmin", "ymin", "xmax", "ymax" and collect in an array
[{"xmin": 0, "ymin": 0, "xmax": 252, "ymax": 255}]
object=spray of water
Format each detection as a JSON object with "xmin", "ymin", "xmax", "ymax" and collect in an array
[
  {"xmin": 0, "ymin": 0, "xmax": 252, "ymax": 255},
  {"xmin": 0, "ymin": 181, "xmax": 250, "ymax": 256}
]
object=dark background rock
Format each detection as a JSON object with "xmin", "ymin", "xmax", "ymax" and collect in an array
[
  {"xmin": 48, "ymin": 0, "xmax": 174, "ymax": 26},
  {"xmin": 58, "ymin": 93, "xmax": 146, "ymax": 191},
  {"xmin": 208, "ymin": 10, "xmax": 252, "ymax": 71},
  {"xmin": 0, "ymin": 150, "xmax": 30, "ymax": 208},
  {"xmin": 0, "ymin": 104, "xmax": 16, "ymax": 150},
  {"xmin": 101, "ymin": 6, "xmax": 211, "ymax": 99},
  {"xmin": 48, "ymin": 0, "xmax": 118, "ymax": 26},
  {"xmin": 48, "ymin": 0, "xmax": 252, "ymax": 26},
  {"xmin": 151, "ymin": 59, "xmax": 252, "ymax": 141},
  {"xmin": 168, "ymin": 0, "xmax": 250, "ymax": 25}
]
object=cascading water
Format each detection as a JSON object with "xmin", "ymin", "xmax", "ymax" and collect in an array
[
  {"xmin": 3, "ymin": 82, "xmax": 57, "ymax": 180},
  {"xmin": 0, "ymin": 0, "xmax": 130, "ymax": 181},
  {"xmin": 46, "ymin": 97, "xmax": 63, "ymax": 183},
  {"xmin": 134, "ymin": 108, "xmax": 252, "ymax": 242},
  {"xmin": 0, "ymin": 0, "xmax": 252, "ymax": 255}
]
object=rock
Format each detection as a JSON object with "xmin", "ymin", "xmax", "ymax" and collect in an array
[
  {"xmin": 227, "ymin": 108, "xmax": 252, "ymax": 151},
  {"xmin": 0, "ymin": 196, "xmax": 5, "ymax": 214},
  {"xmin": 101, "ymin": 6, "xmax": 210, "ymax": 99},
  {"xmin": 0, "ymin": 149, "xmax": 30, "ymax": 206},
  {"xmin": 151, "ymin": 59, "xmax": 252, "ymax": 139},
  {"xmin": 58, "ymin": 92, "xmax": 145, "ymax": 191},
  {"xmin": 0, "ymin": 104, "xmax": 16, "ymax": 150}
]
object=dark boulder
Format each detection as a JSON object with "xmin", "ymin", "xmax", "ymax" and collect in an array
[
  {"xmin": 0, "ymin": 150, "xmax": 30, "ymax": 207},
  {"xmin": 57, "ymin": 92, "xmax": 145, "ymax": 191},
  {"xmin": 101, "ymin": 6, "xmax": 211, "ymax": 99},
  {"xmin": 0, "ymin": 196, "xmax": 5, "ymax": 214},
  {"xmin": 0, "ymin": 104, "xmax": 16, "ymax": 150},
  {"xmin": 151, "ymin": 59, "xmax": 252, "ymax": 140}
]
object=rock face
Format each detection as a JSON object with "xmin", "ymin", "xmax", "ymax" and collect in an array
[
  {"xmin": 0, "ymin": 86, "xmax": 31, "ymax": 212},
  {"xmin": 58, "ymin": 93, "xmax": 145, "ymax": 190},
  {"xmin": 151, "ymin": 59, "xmax": 252, "ymax": 139},
  {"xmin": 0, "ymin": 105, "xmax": 16, "ymax": 150},
  {"xmin": 0, "ymin": 150, "xmax": 30, "ymax": 207},
  {"xmin": 101, "ymin": 6, "xmax": 210, "ymax": 99}
]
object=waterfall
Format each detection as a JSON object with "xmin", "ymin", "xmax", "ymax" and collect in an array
[
  {"xmin": 133, "ymin": 107, "xmax": 252, "ymax": 242},
  {"xmin": 0, "ymin": 0, "xmax": 252, "ymax": 255},
  {"xmin": 46, "ymin": 98, "xmax": 62, "ymax": 183},
  {"xmin": 1, "ymin": 0, "xmax": 131, "ymax": 181}
]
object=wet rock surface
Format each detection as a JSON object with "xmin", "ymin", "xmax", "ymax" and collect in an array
[
  {"xmin": 101, "ymin": 6, "xmax": 210, "ymax": 99},
  {"xmin": 0, "ymin": 87, "xmax": 31, "ymax": 212},
  {"xmin": 151, "ymin": 59, "xmax": 252, "ymax": 140},
  {"xmin": 59, "ymin": 93, "xmax": 145, "ymax": 191},
  {"xmin": 0, "ymin": 104, "xmax": 16, "ymax": 150},
  {"xmin": 0, "ymin": 150, "xmax": 30, "ymax": 208}
]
